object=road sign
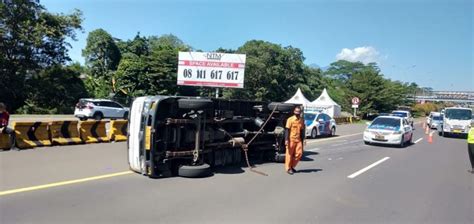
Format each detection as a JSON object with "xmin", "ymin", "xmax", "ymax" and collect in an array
[
  {"xmin": 352, "ymin": 97, "xmax": 360, "ymax": 105},
  {"xmin": 177, "ymin": 52, "xmax": 246, "ymax": 88},
  {"xmin": 352, "ymin": 104, "xmax": 359, "ymax": 108}
]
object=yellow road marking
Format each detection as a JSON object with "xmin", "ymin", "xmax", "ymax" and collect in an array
[{"xmin": 0, "ymin": 171, "xmax": 133, "ymax": 197}]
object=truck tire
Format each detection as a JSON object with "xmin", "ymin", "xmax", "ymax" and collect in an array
[
  {"xmin": 267, "ymin": 102, "xmax": 295, "ymax": 113},
  {"xmin": 178, "ymin": 164, "xmax": 212, "ymax": 178},
  {"xmin": 275, "ymin": 153, "xmax": 285, "ymax": 163},
  {"xmin": 178, "ymin": 99, "xmax": 213, "ymax": 110}
]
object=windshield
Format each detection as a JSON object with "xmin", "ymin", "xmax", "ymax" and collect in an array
[
  {"xmin": 433, "ymin": 116, "xmax": 443, "ymax": 121},
  {"xmin": 392, "ymin": 112, "xmax": 407, "ymax": 118},
  {"xmin": 304, "ymin": 114, "xmax": 316, "ymax": 121},
  {"xmin": 369, "ymin": 117, "xmax": 401, "ymax": 131},
  {"xmin": 445, "ymin": 109, "xmax": 472, "ymax": 120}
]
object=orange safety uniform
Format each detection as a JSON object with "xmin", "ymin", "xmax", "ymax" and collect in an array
[{"xmin": 285, "ymin": 115, "xmax": 305, "ymax": 171}]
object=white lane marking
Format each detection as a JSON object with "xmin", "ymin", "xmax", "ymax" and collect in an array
[
  {"xmin": 414, "ymin": 138, "xmax": 423, "ymax": 144},
  {"xmin": 347, "ymin": 157, "xmax": 390, "ymax": 179},
  {"xmin": 306, "ymin": 147, "xmax": 321, "ymax": 152}
]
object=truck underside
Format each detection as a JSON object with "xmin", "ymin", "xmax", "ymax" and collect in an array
[{"xmin": 128, "ymin": 96, "xmax": 296, "ymax": 178}]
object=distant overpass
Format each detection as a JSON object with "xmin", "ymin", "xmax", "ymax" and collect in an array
[{"xmin": 409, "ymin": 91, "xmax": 474, "ymax": 104}]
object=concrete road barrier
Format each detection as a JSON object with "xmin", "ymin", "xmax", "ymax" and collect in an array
[
  {"xmin": 108, "ymin": 120, "xmax": 128, "ymax": 142},
  {"xmin": 0, "ymin": 133, "xmax": 11, "ymax": 150},
  {"xmin": 79, "ymin": 121, "xmax": 110, "ymax": 143},
  {"xmin": 50, "ymin": 121, "xmax": 83, "ymax": 145},
  {"xmin": 13, "ymin": 122, "xmax": 51, "ymax": 149}
]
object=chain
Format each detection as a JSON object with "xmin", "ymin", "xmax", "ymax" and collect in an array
[{"xmin": 216, "ymin": 105, "xmax": 278, "ymax": 176}]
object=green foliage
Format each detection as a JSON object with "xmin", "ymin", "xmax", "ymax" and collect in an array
[
  {"xmin": 0, "ymin": 0, "xmax": 83, "ymax": 112},
  {"xmin": 17, "ymin": 65, "xmax": 89, "ymax": 114},
  {"xmin": 412, "ymin": 103, "xmax": 441, "ymax": 117},
  {"xmin": 222, "ymin": 40, "xmax": 315, "ymax": 102},
  {"xmin": 0, "ymin": 1, "xmax": 423, "ymax": 115}
]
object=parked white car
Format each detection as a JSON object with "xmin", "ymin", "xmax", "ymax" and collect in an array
[
  {"xmin": 304, "ymin": 112, "xmax": 337, "ymax": 138},
  {"xmin": 74, "ymin": 98, "xmax": 129, "ymax": 120},
  {"xmin": 427, "ymin": 112, "xmax": 443, "ymax": 129},
  {"xmin": 364, "ymin": 116, "xmax": 414, "ymax": 147}
]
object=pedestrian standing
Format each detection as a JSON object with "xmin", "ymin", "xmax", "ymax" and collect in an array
[
  {"xmin": 0, "ymin": 103, "xmax": 17, "ymax": 150},
  {"xmin": 467, "ymin": 120, "xmax": 474, "ymax": 174},
  {"xmin": 285, "ymin": 106, "xmax": 306, "ymax": 175}
]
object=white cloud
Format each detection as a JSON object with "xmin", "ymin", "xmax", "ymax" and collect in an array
[{"xmin": 336, "ymin": 46, "xmax": 380, "ymax": 64}]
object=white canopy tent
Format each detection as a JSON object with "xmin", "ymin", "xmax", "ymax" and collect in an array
[
  {"xmin": 306, "ymin": 88, "xmax": 341, "ymax": 117},
  {"xmin": 285, "ymin": 88, "xmax": 311, "ymax": 105}
]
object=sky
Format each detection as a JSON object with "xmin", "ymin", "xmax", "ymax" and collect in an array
[{"xmin": 42, "ymin": 0, "xmax": 473, "ymax": 91}]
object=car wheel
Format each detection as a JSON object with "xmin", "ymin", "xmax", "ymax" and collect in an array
[
  {"xmin": 79, "ymin": 117, "xmax": 86, "ymax": 121},
  {"xmin": 438, "ymin": 131, "xmax": 442, "ymax": 136},
  {"xmin": 178, "ymin": 99, "xmax": 213, "ymax": 110},
  {"xmin": 364, "ymin": 141, "xmax": 370, "ymax": 145},
  {"xmin": 311, "ymin": 128, "xmax": 318, "ymax": 138},
  {"xmin": 442, "ymin": 131, "xmax": 447, "ymax": 137},
  {"xmin": 329, "ymin": 127, "xmax": 336, "ymax": 137},
  {"xmin": 178, "ymin": 164, "xmax": 212, "ymax": 178},
  {"xmin": 267, "ymin": 102, "xmax": 295, "ymax": 113},
  {"xmin": 399, "ymin": 136, "xmax": 405, "ymax": 148},
  {"xmin": 93, "ymin": 112, "xmax": 103, "ymax": 120},
  {"xmin": 123, "ymin": 112, "xmax": 129, "ymax": 120}
]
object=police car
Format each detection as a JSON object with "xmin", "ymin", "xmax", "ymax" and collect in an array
[
  {"xmin": 304, "ymin": 112, "xmax": 336, "ymax": 138},
  {"xmin": 363, "ymin": 115, "xmax": 414, "ymax": 147}
]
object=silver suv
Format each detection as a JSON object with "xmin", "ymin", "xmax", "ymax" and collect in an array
[{"xmin": 74, "ymin": 98, "xmax": 129, "ymax": 120}]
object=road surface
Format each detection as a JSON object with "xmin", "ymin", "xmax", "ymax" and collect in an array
[{"xmin": 1, "ymin": 123, "xmax": 472, "ymax": 224}]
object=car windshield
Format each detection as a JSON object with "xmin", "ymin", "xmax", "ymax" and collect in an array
[
  {"xmin": 445, "ymin": 109, "xmax": 472, "ymax": 120},
  {"xmin": 304, "ymin": 114, "xmax": 316, "ymax": 121},
  {"xmin": 433, "ymin": 116, "xmax": 443, "ymax": 121},
  {"xmin": 392, "ymin": 112, "xmax": 407, "ymax": 118},
  {"xmin": 369, "ymin": 117, "xmax": 401, "ymax": 131}
]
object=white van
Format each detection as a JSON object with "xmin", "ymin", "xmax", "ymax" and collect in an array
[{"xmin": 438, "ymin": 107, "xmax": 472, "ymax": 137}]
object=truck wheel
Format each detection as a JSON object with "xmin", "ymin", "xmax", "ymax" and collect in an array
[
  {"xmin": 274, "ymin": 153, "xmax": 285, "ymax": 163},
  {"xmin": 178, "ymin": 164, "xmax": 212, "ymax": 178},
  {"xmin": 267, "ymin": 102, "xmax": 295, "ymax": 113},
  {"xmin": 178, "ymin": 99, "xmax": 213, "ymax": 110}
]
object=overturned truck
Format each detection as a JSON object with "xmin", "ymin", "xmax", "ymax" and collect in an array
[{"xmin": 127, "ymin": 96, "xmax": 297, "ymax": 178}]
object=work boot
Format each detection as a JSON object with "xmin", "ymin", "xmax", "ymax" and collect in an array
[{"xmin": 287, "ymin": 170, "xmax": 294, "ymax": 175}]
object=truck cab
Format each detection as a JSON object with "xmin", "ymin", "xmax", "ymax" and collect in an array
[{"xmin": 438, "ymin": 107, "xmax": 472, "ymax": 137}]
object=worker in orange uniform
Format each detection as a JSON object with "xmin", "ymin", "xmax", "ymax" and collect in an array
[{"xmin": 285, "ymin": 106, "xmax": 306, "ymax": 175}]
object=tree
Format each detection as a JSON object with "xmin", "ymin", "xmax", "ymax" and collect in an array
[
  {"xmin": 16, "ymin": 65, "xmax": 89, "ymax": 114},
  {"xmin": 222, "ymin": 40, "xmax": 309, "ymax": 102},
  {"xmin": 0, "ymin": 0, "xmax": 82, "ymax": 112}
]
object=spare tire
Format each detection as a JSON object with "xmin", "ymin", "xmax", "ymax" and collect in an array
[
  {"xmin": 268, "ymin": 102, "xmax": 295, "ymax": 113},
  {"xmin": 178, "ymin": 99, "xmax": 213, "ymax": 110},
  {"xmin": 178, "ymin": 164, "xmax": 212, "ymax": 178}
]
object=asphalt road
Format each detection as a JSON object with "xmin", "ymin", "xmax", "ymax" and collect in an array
[{"xmin": 1, "ymin": 123, "xmax": 473, "ymax": 224}]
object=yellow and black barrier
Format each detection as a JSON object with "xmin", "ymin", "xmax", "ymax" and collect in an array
[
  {"xmin": 50, "ymin": 120, "xmax": 83, "ymax": 145},
  {"xmin": 334, "ymin": 117, "xmax": 353, "ymax": 124},
  {"xmin": 0, "ymin": 132, "xmax": 11, "ymax": 150},
  {"xmin": 108, "ymin": 120, "xmax": 128, "ymax": 142},
  {"xmin": 13, "ymin": 122, "xmax": 51, "ymax": 149},
  {"xmin": 79, "ymin": 120, "xmax": 110, "ymax": 143}
]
